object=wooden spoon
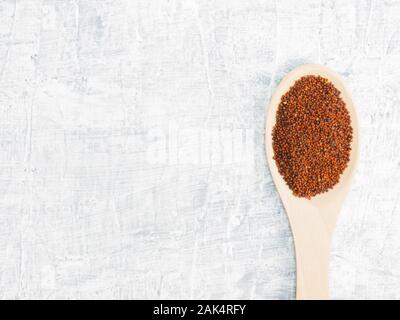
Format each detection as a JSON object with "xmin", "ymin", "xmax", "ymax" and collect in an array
[{"xmin": 265, "ymin": 64, "xmax": 359, "ymax": 300}]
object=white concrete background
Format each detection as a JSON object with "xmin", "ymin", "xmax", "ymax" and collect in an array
[{"xmin": 0, "ymin": 0, "xmax": 399, "ymax": 300}]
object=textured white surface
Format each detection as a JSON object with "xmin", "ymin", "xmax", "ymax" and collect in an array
[{"xmin": 0, "ymin": 0, "xmax": 400, "ymax": 300}]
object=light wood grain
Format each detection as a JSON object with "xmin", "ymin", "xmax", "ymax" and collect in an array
[{"xmin": 266, "ymin": 64, "xmax": 359, "ymax": 299}]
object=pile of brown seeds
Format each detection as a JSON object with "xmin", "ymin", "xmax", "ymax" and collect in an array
[{"xmin": 272, "ymin": 75, "xmax": 353, "ymax": 199}]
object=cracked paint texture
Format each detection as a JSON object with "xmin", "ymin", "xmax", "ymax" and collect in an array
[{"xmin": 0, "ymin": 0, "xmax": 400, "ymax": 299}]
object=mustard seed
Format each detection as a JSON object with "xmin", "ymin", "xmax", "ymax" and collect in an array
[{"xmin": 272, "ymin": 75, "xmax": 353, "ymax": 199}]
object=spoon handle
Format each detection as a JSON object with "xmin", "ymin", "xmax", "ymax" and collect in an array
[
  {"xmin": 287, "ymin": 204, "xmax": 334, "ymax": 300},
  {"xmin": 294, "ymin": 232, "xmax": 331, "ymax": 300}
]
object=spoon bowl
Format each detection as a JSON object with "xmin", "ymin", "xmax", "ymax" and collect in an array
[{"xmin": 265, "ymin": 64, "xmax": 359, "ymax": 300}]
